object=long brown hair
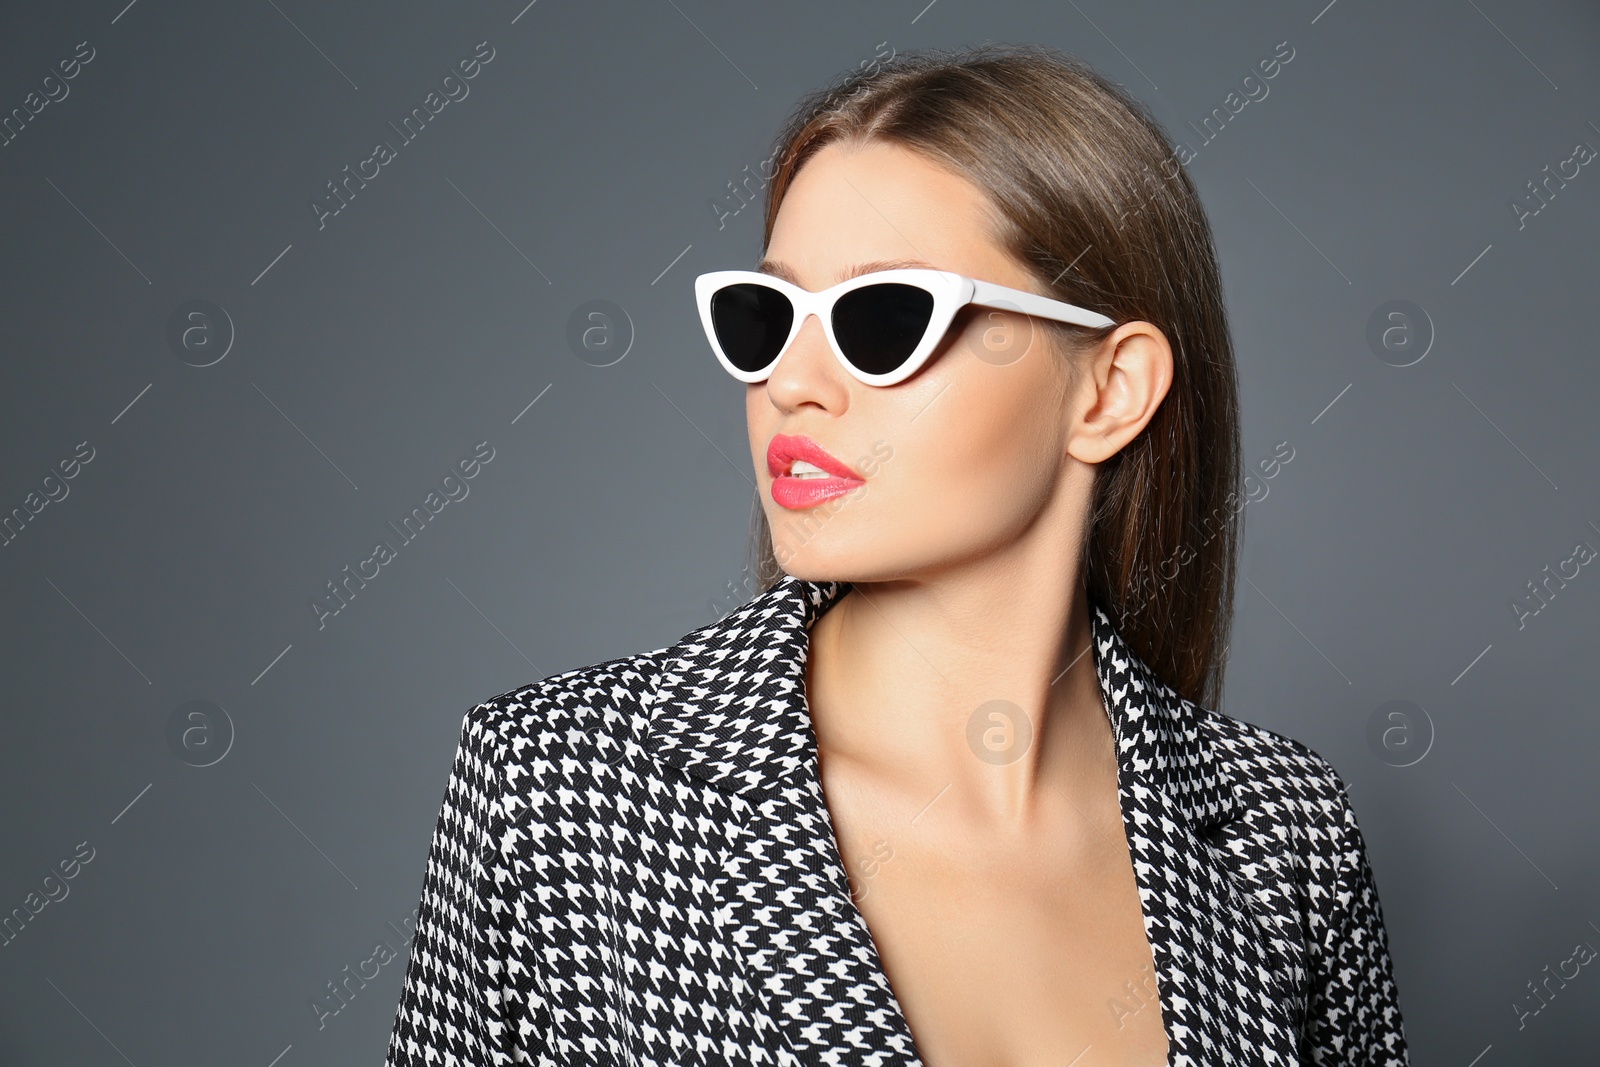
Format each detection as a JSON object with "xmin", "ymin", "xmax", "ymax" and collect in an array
[{"xmin": 744, "ymin": 43, "xmax": 1242, "ymax": 711}]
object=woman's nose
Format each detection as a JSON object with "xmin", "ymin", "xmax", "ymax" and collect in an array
[{"xmin": 765, "ymin": 313, "xmax": 850, "ymax": 408}]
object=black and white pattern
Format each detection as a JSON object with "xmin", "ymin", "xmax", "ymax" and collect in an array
[{"xmin": 384, "ymin": 574, "xmax": 1408, "ymax": 1066}]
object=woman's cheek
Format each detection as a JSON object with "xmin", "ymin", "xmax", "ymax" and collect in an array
[{"xmin": 926, "ymin": 412, "xmax": 1042, "ymax": 541}]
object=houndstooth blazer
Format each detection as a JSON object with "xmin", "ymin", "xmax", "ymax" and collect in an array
[{"xmin": 384, "ymin": 573, "xmax": 1408, "ymax": 1066}]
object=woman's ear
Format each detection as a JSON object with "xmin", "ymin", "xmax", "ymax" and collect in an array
[{"xmin": 1064, "ymin": 321, "xmax": 1174, "ymax": 464}]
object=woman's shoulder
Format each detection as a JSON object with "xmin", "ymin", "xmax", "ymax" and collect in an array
[
  {"xmin": 1179, "ymin": 694, "xmax": 1367, "ymax": 855},
  {"xmin": 1200, "ymin": 700, "xmax": 1350, "ymax": 794},
  {"xmin": 455, "ymin": 646, "xmax": 669, "ymax": 778}
]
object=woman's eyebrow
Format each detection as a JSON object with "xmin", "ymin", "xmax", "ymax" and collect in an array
[{"xmin": 755, "ymin": 258, "xmax": 936, "ymax": 286}]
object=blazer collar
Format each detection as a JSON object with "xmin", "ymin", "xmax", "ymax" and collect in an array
[
  {"xmin": 640, "ymin": 574, "xmax": 1293, "ymax": 1065},
  {"xmin": 644, "ymin": 573, "xmax": 1243, "ymax": 836}
]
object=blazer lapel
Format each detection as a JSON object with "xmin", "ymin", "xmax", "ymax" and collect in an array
[
  {"xmin": 645, "ymin": 575, "xmax": 924, "ymax": 1064},
  {"xmin": 643, "ymin": 575, "xmax": 1295, "ymax": 1066},
  {"xmin": 1088, "ymin": 601, "xmax": 1298, "ymax": 1065}
]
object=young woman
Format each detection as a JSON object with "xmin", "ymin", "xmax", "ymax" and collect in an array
[{"xmin": 386, "ymin": 44, "xmax": 1408, "ymax": 1067}]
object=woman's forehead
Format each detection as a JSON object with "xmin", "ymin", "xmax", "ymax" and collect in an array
[{"xmin": 766, "ymin": 143, "xmax": 1013, "ymax": 289}]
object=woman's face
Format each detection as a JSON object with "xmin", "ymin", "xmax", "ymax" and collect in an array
[{"xmin": 748, "ymin": 138, "xmax": 1096, "ymax": 583}]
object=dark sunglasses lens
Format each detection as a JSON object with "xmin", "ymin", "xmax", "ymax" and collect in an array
[
  {"xmin": 710, "ymin": 283, "xmax": 794, "ymax": 373},
  {"xmin": 832, "ymin": 283, "xmax": 936, "ymax": 376}
]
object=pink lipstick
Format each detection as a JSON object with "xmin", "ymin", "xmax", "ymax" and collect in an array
[{"xmin": 766, "ymin": 433, "xmax": 867, "ymax": 510}]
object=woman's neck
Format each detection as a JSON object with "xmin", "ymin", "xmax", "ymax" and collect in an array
[{"xmin": 804, "ymin": 564, "xmax": 1113, "ymax": 829}]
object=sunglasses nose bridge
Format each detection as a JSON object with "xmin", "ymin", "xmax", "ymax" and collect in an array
[
  {"xmin": 781, "ymin": 288, "xmax": 830, "ymax": 349},
  {"xmin": 782, "ymin": 305, "xmax": 829, "ymax": 360},
  {"xmin": 766, "ymin": 296, "xmax": 845, "ymax": 385},
  {"xmin": 789, "ymin": 288, "xmax": 825, "ymax": 324}
]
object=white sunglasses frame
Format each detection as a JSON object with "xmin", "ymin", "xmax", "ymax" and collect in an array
[{"xmin": 694, "ymin": 268, "xmax": 1118, "ymax": 387}]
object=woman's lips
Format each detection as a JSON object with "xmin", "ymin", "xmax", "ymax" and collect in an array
[
  {"xmin": 766, "ymin": 433, "xmax": 867, "ymax": 510},
  {"xmin": 770, "ymin": 473, "xmax": 864, "ymax": 509}
]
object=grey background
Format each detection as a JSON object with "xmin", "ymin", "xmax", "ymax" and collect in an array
[{"xmin": 1, "ymin": 0, "xmax": 1597, "ymax": 1063}]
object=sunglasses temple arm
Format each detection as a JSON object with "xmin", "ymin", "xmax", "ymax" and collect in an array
[{"xmin": 968, "ymin": 278, "xmax": 1116, "ymax": 329}]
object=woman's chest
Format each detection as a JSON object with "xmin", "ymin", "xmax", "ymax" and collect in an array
[
  {"xmin": 826, "ymin": 776, "xmax": 1171, "ymax": 1067},
  {"xmin": 511, "ymin": 745, "xmax": 1308, "ymax": 1067}
]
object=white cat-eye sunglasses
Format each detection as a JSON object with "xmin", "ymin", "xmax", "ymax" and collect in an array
[{"xmin": 694, "ymin": 267, "xmax": 1117, "ymax": 387}]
